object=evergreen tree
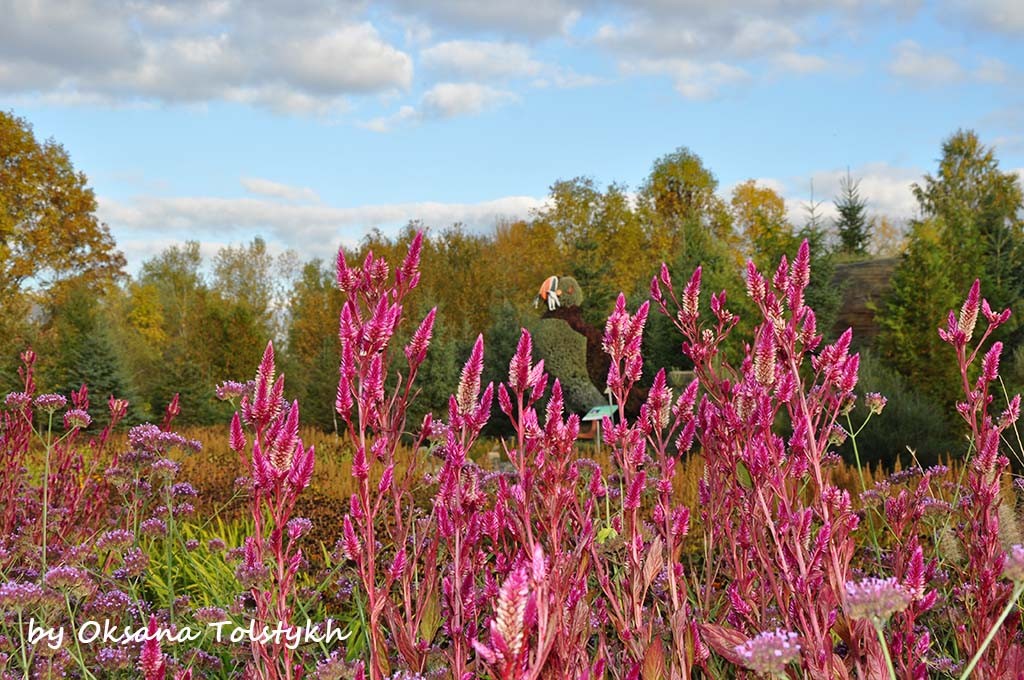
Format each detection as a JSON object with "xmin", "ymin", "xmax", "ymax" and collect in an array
[
  {"xmin": 875, "ymin": 220, "xmax": 960, "ymax": 401},
  {"xmin": 43, "ymin": 282, "xmax": 144, "ymax": 425},
  {"xmin": 876, "ymin": 129, "xmax": 1024, "ymax": 404},
  {"xmin": 834, "ymin": 171, "xmax": 871, "ymax": 256}
]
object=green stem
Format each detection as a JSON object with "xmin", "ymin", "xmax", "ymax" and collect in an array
[
  {"xmin": 165, "ymin": 483, "xmax": 176, "ymax": 627},
  {"xmin": 874, "ymin": 623, "xmax": 897, "ymax": 680},
  {"xmin": 846, "ymin": 413, "xmax": 868, "ymax": 495},
  {"xmin": 41, "ymin": 410, "xmax": 53, "ymax": 577},
  {"xmin": 65, "ymin": 593, "xmax": 96, "ymax": 680},
  {"xmin": 958, "ymin": 581, "xmax": 1024, "ymax": 680},
  {"xmin": 16, "ymin": 609, "xmax": 31, "ymax": 673}
]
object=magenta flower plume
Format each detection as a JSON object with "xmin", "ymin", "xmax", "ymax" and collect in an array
[
  {"xmin": 456, "ymin": 335, "xmax": 485, "ymax": 416},
  {"xmin": 138, "ymin": 615, "xmax": 166, "ymax": 680},
  {"xmin": 787, "ymin": 238, "xmax": 811, "ymax": 309},
  {"xmin": 336, "ymin": 247, "xmax": 359, "ymax": 294},
  {"xmin": 753, "ymin": 328, "xmax": 776, "ymax": 387},
  {"xmin": 396, "ymin": 230, "xmax": 423, "ymax": 291},
  {"xmin": 959, "ymin": 279, "xmax": 981, "ymax": 341},
  {"xmin": 509, "ymin": 328, "xmax": 534, "ymax": 393},
  {"xmin": 405, "ymin": 307, "xmax": 436, "ymax": 369},
  {"xmin": 230, "ymin": 412, "xmax": 246, "ymax": 453},
  {"xmin": 681, "ymin": 266, "xmax": 702, "ymax": 320},
  {"xmin": 981, "ymin": 342, "xmax": 1003, "ymax": 384},
  {"xmin": 252, "ymin": 341, "xmax": 283, "ymax": 427}
]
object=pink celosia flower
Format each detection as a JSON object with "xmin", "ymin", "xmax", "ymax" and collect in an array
[{"xmin": 138, "ymin": 615, "xmax": 166, "ymax": 680}]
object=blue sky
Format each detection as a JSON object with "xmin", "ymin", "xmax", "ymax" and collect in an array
[{"xmin": 2, "ymin": 0, "xmax": 1022, "ymax": 271}]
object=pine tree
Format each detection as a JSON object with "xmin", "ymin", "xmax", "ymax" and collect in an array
[{"xmin": 834, "ymin": 171, "xmax": 870, "ymax": 256}]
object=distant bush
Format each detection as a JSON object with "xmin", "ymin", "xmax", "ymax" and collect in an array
[{"xmin": 839, "ymin": 351, "xmax": 959, "ymax": 468}]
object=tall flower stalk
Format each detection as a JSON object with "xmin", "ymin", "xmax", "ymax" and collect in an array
[
  {"xmin": 938, "ymin": 280, "xmax": 1022, "ymax": 675},
  {"xmin": 232, "ymin": 342, "xmax": 316, "ymax": 679},
  {"xmin": 335, "ymin": 234, "xmax": 440, "ymax": 678}
]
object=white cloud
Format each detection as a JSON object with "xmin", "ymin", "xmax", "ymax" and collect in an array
[
  {"xmin": 358, "ymin": 104, "xmax": 419, "ymax": 132},
  {"xmin": 241, "ymin": 177, "xmax": 320, "ymax": 203},
  {"xmin": 887, "ymin": 41, "xmax": 1015, "ymax": 88},
  {"xmin": 386, "ymin": 0, "xmax": 585, "ymax": 37},
  {"xmin": 420, "ymin": 40, "xmax": 543, "ymax": 80},
  {"xmin": 974, "ymin": 57, "xmax": 1011, "ymax": 84},
  {"xmin": 277, "ymin": 24, "xmax": 413, "ymax": 94},
  {"xmin": 773, "ymin": 52, "xmax": 829, "ymax": 74},
  {"xmin": 941, "ymin": 0, "xmax": 1024, "ymax": 35},
  {"xmin": 762, "ymin": 163, "xmax": 923, "ymax": 226},
  {"xmin": 421, "ymin": 82, "xmax": 519, "ymax": 118},
  {"xmin": 0, "ymin": 1, "xmax": 413, "ymax": 114},
  {"xmin": 98, "ymin": 192, "xmax": 547, "ymax": 266},
  {"xmin": 887, "ymin": 40, "xmax": 964, "ymax": 85},
  {"xmin": 621, "ymin": 58, "xmax": 749, "ymax": 99}
]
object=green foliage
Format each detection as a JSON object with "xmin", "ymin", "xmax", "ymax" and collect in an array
[
  {"xmin": 875, "ymin": 220, "xmax": 960, "ymax": 402},
  {"xmin": 532, "ymin": 317, "xmax": 605, "ymax": 413},
  {"xmin": 834, "ymin": 172, "xmax": 871, "ymax": 256},
  {"xmin": 40, "ymin": 281, "xmax": 144, "ymax": 424},
  {"xmin": 876, "ymin": 130, "xmax": 1024, "ymax": 404},
  {"xmin": 840, "ymin": 352, "xmax": 957, "ymax": 468}
]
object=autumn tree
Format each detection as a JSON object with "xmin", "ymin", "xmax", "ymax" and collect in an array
[
  {"xmin": 0, "ymin": 111, "xmax": 124, "ymax": 303},
  {"xmin": 834, "ymin": 172, "xmax": 871, "ymax": 257},
  {"xmin": 482, "ymin": 218, "xmax": 566, "ymax": 311},
  {"xmin": 284, "ymin": 259, "xmax": 343, "ymax": 429},
  {"xmin": 0, "ymin": 110, "xmax": 125, "ymax": 384},
  {"xmin": 730, "ymin": 179, "xmax": 795, "ymax": 268},
  {"xmin": 638, "ymin": 147, "xmax": 738, "ymax": 266},
  {"xmin": 128, "ymin": 242, "xmax": 224, "ymax": 423},
  {"xmin": 533, "ymin": 177, "xmax": 651, "ymax": 323}
]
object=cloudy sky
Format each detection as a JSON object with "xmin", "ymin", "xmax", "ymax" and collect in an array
[{"xmin": 2, "ymin": 0, "xmax": 1022, "ymax": 269}]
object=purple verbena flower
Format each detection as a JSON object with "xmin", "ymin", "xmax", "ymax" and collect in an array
[
  {"xmin": 34, "ymin": 393, "xmax": 67, "ymax": 413},
  {"xmin": 63, "ymin": 408, "xmax": 91, "ymax": 430},
  {"xmin": 4, "ymin": 391, "xmax": 31, "ymax": 409},
  {"xmin": 141, "ymin": 518, "xmax": 167, "ymax": 537},
  {"xmin": 44, "ymin": 566, "xmax": 95, "ymax": 598},
  {"xmin": 0, "ymin": 581, "xmax": 45, "ymax": 610},
  {"xmin": 845, "ymin": 576, "xmax": 912, "ymax": 624},
  {"xmin": 96, "ymin": 529, "xmax": 135, "ymax": 550},
  {"xmin": 735, "ymin": 629, "xmax": 801, "ymax": 676}
]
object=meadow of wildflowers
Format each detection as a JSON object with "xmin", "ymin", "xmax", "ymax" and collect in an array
[{"xmin": 2, "ymin": 232, "xmax": 1024, "ymax": 679}]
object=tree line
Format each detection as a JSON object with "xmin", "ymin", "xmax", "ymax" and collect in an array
[{"xmin": 3, "ymin": 109, "xmax": 1022, "ymax": 463}]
